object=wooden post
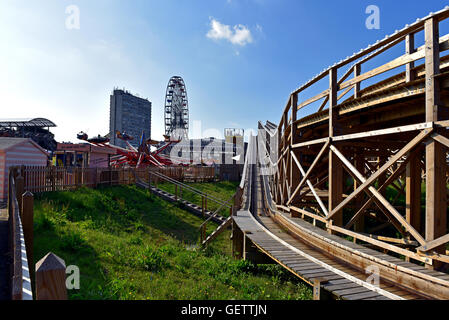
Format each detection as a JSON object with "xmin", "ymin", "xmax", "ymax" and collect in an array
[
  {"xmin": 232, "ymin": 221, "xmax": 244, "ymax": 259},
  {"xmin": 329, "ymin": 67, "xmax": 338, "ymax": 138},
  {"xmin": 328, "ymin": 67, "xmax": 343, "ymax": 230},
  {"xmin": 406, "ymin": 151, "xmax": 422, "ymax": 234},
  {"xmin": 354, "ymin": 152, "xmax": 364, "ymax": 233},
  {"xmin": 35, "ymin": 252, "xmax": 67, "ymax": 300},
  {"xmin": 424, "ymin": 17, "xmax": 445, "ymax": 270},
  {"xmin": 202, "ymin": 196, "xmax": 205, "ymax": 217},
  {"xmin": 52, "ymin": 166, "xmax": 56, "ymax": 191},
  {"xmin": 405, "ymin": 33, "xmax": 415, "ymax": 82},
  {"xmin": 22, "ymin": 192, "xmax": 34, "ymax": 286},
  {"xmin": 313, "ymin": 279, "xmax": 322, "ymax": 300},
  {"xmin": 354, "ymin": 64, "xmax": 361, "ymax": 98},
  {"xmin": 201, "ymin": 224, "xmax": 207, "ymax": 243},
  {"xmin": 329, "ymin": 152, "xmax": 343, "ymax": 229},
  {"xmin": 15, "ymin": 172, "xmax": 24, "ymax": 218},
  {"xmin": 291, "ymin": 93, "xmax": 298, "ymax": 145}
]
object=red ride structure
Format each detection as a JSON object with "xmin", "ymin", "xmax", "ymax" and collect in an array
[{"xmin": 76, "ymin": 130, "xmax": 186, "ymax": 168}]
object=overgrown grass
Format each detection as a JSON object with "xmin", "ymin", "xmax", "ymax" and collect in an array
[
  {"xmin": 156, "ymin": 181, "xmax": 239, "ymax": 217},
  {"xmin": 33, "ymin": 184, "xmax": 312, "ymax": 300}
]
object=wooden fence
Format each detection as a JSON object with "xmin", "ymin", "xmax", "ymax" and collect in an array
[
  {"xmin": 18, "ymin": 165, "xmax": 216, "ymax": 193},
  {"xmin": 8, "ymin": 168, "xmax": 33, "ymax": 300},
  {"xmin": 5, "ymin": 165, "xmax": 217, "ymax": 299}
]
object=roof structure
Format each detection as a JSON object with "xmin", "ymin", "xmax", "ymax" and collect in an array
[
  {"xmin": 0, "ymin": 118, "xmax": 56, "ymax": 128},
  {"xmin": 0, "ymin": 137, "xmax": 49, "ymax": 156}
]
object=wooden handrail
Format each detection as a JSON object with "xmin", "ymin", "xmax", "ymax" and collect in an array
[
  {"xmin": 8, "ymin": 170, "xmax": 33, "ymax": 300},
  {"xmin": 149, "ymin": 170, "xmax": 231, "ymax": 209}
]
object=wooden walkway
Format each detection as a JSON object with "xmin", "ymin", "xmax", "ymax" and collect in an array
[
  {"xmin": 136, "ymin": 181, "xmax": 227, "ymax": 225},
  {"xmin": 234, "ymin": 211, "xmax": 416, "ymax": 300},
  {"xmin": 232, "ymin": 135, "xmax": 449, "ymax": 300}
]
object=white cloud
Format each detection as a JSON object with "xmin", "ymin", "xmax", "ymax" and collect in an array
[{"xmin": 206, "ymin": 18, "xmax": 253, "ymax": 46}]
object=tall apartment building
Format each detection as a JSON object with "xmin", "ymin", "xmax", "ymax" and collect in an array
[{"xmin": 109, "ymin": 89, "xmax": 151, "ymax": 149}]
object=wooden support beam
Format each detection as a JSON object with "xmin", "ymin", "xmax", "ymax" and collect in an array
[
  {"xmin": 424, "ymin": 17, "xmax": 446, "ymax": 269},
  {"xmin": 406, "ymin": 34, "xmax": 416, "ymax": 82},
  {"xmin": 291, "ymin": 93, "xmax": 298, "ymax": 145},
  {"xmin": 328, "ymin": 129, "xmax": 431, "ymax": 221},
  {"xmin": 425, "ymin": 139, "xmax": 447, "ymax": 260},
  {"xmin": 290, "ymin": 152, "xmax": 329, "ymax": 216},
  {"xmin": 354, "ymin": 64, "xmax": 361, "ymax": 98},
  {"xmin": 329, "ymin": 144, "xmax": 427, "ymax": 246},
  {"xmin": 353, "ymin": 152, "xmax": 364, "ymax": 232},
  {"xmin": 425, "ymin": 17, "xmax": 441, "ymax": 122},
  {"xmin": 288, "ymin": 141, "xmax": 329, "ymax": 205},
  {"xmin": 406, "ymin": 150, "xmax": 422, "ymax": 235},
  {"xmin": 329, "ymin": 68, "xmax": 338, "ymax": 138},
  {"xmin": 328, "ymin": 67, "xmax": 343, "ymax": 229}
]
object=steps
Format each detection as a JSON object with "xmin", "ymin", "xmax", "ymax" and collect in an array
[{"xmin": 201, "ymin": 216, "xmax": 232, "ymax": 247}]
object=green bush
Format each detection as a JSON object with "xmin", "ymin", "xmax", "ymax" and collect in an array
[
  {"xmin": 136, "ymin": 246, "xmax": 169, "ymax": 272},
  {"xmin": 60, "ymin": 230, "xmax": 86, "ymax": 252}
]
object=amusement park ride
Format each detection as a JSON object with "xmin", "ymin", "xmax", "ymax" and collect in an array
[
  {"xmin": 76, "ymin": 76, "xmax": 192, "ymax": 168},
  {"xmin": 76, "ymin": 130, "xmax": 183, "ymax": 168}
]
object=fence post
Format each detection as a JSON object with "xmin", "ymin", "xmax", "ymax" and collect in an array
[
  {"xmin": 313, "ymin": 279, "xmax": 322, "ymax": 300},
  {"xmin": 94, "ymin": 167, "xmax": 98, "ymax": 188},
  {"xmin": 201, "ymin": 224, "xmax": 207, "ymax": 243},
  {"xmin": 73, "ymin": 167, "xmax": 78, "ymax": 188},
  {"xmin": 202, "ymin": 196, "xmax": 205, "ymax": 217},
  {"xmin": 52, "ymin": 166, "xmax": 56, "ymax": 191},
  {"xmin": 15, "ymin": 171, "xmax": 24, "ymax": 218},
  {"xmin": 22, "ymin": 191, "xmax": 34, "ymax": 292},
  {"xmin": 35, "ymin": 252, "xmax": 67, "ymax": 300}
]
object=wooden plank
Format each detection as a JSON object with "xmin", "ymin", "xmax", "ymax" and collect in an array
[
  {"xmin": 324, "ymin": 282, "xmax": 362, "ymax": 291},
  {"xmin": 297, "ymin": 90, "xmax": 329, "ymax": 111},
  {"xmin": 339, "ymin": 48, "xmax": 426, "ymax": 91},
  {"xmin": 332, "ymin": 122, "xmax": 432, "ymax": 142},
  {"xmin": 432, "ymin": 132, "xmax": 449, "ymax": 149},
  {"xmin": 333, "ymin": 286, "xmax": 373, "ymax": 296},
  {"xmin": 252, "ymin": 213, "xmax": 407, "ymax": 300},
  {"xmin": 343, "ymin": 291, "xmax": 387, "ymax": 300}
]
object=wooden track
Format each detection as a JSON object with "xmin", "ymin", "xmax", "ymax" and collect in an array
[
  {"xmin": 232, "ymin": 135, "xmax": 444, "ymax": 300},
  {"xmin": 232, "ymin": 8, "xmax": 449, "ymax": 300}
]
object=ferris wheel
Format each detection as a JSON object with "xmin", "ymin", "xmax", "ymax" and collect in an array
[{"xmin": 164, "ymin": 76, "xmax": 189, "ymax": 140}]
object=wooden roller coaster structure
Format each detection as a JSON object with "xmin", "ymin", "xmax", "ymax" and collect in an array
[{"xmin": 232, "ymin": 7, "xmax": 449, "ymax": 299}]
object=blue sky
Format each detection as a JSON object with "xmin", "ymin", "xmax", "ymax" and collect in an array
[{"xmin": 1, "ymin": 0, "xmax": 448, "ymax": 143}]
